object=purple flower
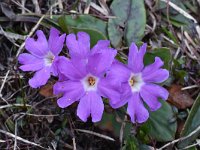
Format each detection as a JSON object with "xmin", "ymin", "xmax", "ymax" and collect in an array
[
  {"xmin": 108, "ymin": 43, "xmax": 169, "ymax": 123},
  {"xmin": 18, "ymin": 28, "xmax": 66, "ymax": 88},
  {"xmin": 54, "ymin": 32, "xmax": 120, "ymax": 122}
]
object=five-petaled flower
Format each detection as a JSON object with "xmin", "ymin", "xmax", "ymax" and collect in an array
[
  {"xmin": 53, "ymin": 32, "xmax": 120, "ymax": 122},
  {"xmin": 18, "ymin": 27, "xmax": 66, "ymax": 88},
  {"xmin": 108, "ymin": 43, "xmax": 169, "ymax": 123}
]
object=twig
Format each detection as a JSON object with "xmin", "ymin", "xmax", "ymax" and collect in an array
[
  {"xmin": 21, "ymin": 0, "xmax": 26, "ymax": 14},
  {"xmin": 14, "ymin": 121, "xmax": 18, "ymax": 150},
  {"xmin": 11, "ymin": 0, "xmax": 32, "ymax": 13},
  {"xmin": 184, "ymin": 39, "xmax": 197, "ymax": 60},
  {"xmin": 98, "ymin": 0, "xmax": 110, "ymax": 14},
  {"xmin": 181, "ymin": 85, "xmax": 200, "ymax": 90},
  {"xmin": 75, "ymin": 129, "xmax": 115, "ymax": 141},
  {"xmin": 174, "ymin": 47, "xmax": 181, "ymax": 59},
  {"xmin": 0, "ymin": 129, "xmax": 47, "ymax": 149},
  {"xmin": 57, "ymin": 0, "xmax": 63, "ymax": 12},
  {"xmin": 0, "ymin": 139, "xmax": 6, "ymax": 143},
  {"xmin": 32, "ymin": 0, "xmax": 41, "ymax": 14},
  {"xmin": 18, "ymin": 113, "xmax": 59, "ymax": 117},
  {"xmin": 0, "ymin": 26, "xmax": 26, "ymax": 40},
  {"xmin": 81, "ymin": 0, "xmax": 109, "ymax": 16},
  {"xmin": 0, "ymin": 104, "xmax": 31, "ymax": 109},
  {"xmin": 72, "ymin": 137, "xmax": 77, "ymax": 150},
  {"xmin": 84, "ymin": 1, "xmax": 90, "ymax": 14},
  {"xmin": 159, "ymin": 125, "xmax": 200, "ymax": 149}
]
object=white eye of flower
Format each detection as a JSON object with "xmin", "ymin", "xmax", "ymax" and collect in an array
[
  {"xmin": 44, "ymin": 52, "xmax": 55, "ymax": 66},
  {"xmin": 128, "ymin": 73, "xmax": 144, "ymax": 92},
  {"xmin": 81, "ymin": 74, "xmax": 99, "ymax": 91}
]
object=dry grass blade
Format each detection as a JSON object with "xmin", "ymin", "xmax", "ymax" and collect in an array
[
  {"xmin": 160, "ymin": 0, "xmax": 200, "ymax": 39},
  {"xmin": 181, "ymin": 139, "xmax": 200, "ymax": 150},
  {"xmin": 82, "ymin": 0, "xmax": 109, "ymax": 16},
  {"xmin": 0, "ymin": 104, "xmax": 31, "ymax": 109},
  {"xmin": 75, "ymin": 129, "xmax": 115, "ymax": 141},
  {"xmin": 0, "ymin": 129, "xmax": 47, "ymax": 149},
  {"xmin": 0, "ymin": 26, "xmax": 26, "ymax": 40},
  {"xmin": 0, "ymin": 139, "xmax": 6, "ymax": 143},
  {"xmin": 0, "ymin": 70, "xmax": 10, "ymax": 104}
]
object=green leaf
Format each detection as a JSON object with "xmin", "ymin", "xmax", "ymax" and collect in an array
[
  {"xmin": 178, "ymin": 94, "xmax": 200, "ymax": 148},
  {"xmin": 108, "ymin": 0, "xmax": 146, "ymax": 47},
  {"xmin": 58, "ymin": 15, "xmax": 107, "ymax": 46},
  {"xmin": 144, "ymin": 47, "xmax": 172, "ymax": 69},
  {"xmin": 161, "ymin": 26, "xmax": 178, "ymax": 45},
  {"xmin": 122, "ymin": 135, "xmax": 139, "ymax": 150},
  {"xmin": 140, "ymin": 101, "xmax": 177, "ymax": 142}
]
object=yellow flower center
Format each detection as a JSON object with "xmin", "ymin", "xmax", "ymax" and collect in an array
[{"xmin": 129, "ymin": 77, "xmax": 136, "ymax": 87}]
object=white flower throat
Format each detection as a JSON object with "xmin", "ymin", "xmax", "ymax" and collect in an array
[
  {"xmin": 128, "ymin": 73, "xmax": 144, "ymax": 92},
  {"xmin": 44, "ymin": 52, "xmax": 55, "ymax": 66},
  {"xmin": 81, "ymin": 74, "xmax": 99, "ymax": 91}
]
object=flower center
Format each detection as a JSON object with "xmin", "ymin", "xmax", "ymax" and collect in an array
[
  {"xmin": 129, "ymin": 77, "xmax": 136, "ymax": 87},
  {"xmin": 44, "ymin": 52, "xmax": 55, "ymax": 66},
  {"xmin": 128, "ymin": 73, "xmax": 144, "ymax": 92},
  {"xmin": 81, "ymin": 74, "xmax": 99, "ymax": 91},
  {"xmin": 88, "ymin": 76, "xmax": 96, "ymax": 86}
]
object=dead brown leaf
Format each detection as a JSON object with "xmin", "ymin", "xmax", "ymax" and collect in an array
[
  {"xmin": 167, "ymin": 84, "xmax": 194, "ymax": 109},
  {"xmin": 39, "ymin": 83, "xmax": 54, "ymax": 97}
]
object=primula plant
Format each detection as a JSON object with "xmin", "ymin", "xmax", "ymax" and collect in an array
[
  {"xmin": 0, "ymin": 0, "xmax": 200, "ymax": 150},
  {"xmin": 2, "ymin": 0, "xmax": 200, "ymax": 149},
  {"xmin": 18, "ymin": 29, "xmax": 169, "ymax": 124}
]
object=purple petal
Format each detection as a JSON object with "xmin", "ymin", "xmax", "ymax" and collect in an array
[
  {"xmin": 141, "ymin": 83, "xmax": 169, "ymax": 100},
  {"xmin": 98, "ymin": 78, "xmax": 121, "ymax": 108},
  {"xmin": 128, "ymin": 43, "xmax": 146, "ymax": 73},
  {"xmin": 53, "ymin": 80, "xmax": 84, "ymax": 95},
  {"xmin": 48, "ymin": 27, "xmax": 66, "ymax": 56},
  {"xmin": 28, "ymin": 67, "xmax": 51, "ymax": 88},
  {"xmin": 140, "ymin": 87, "xmax": 161, "ymax": 111},
  {"xmin": 55, "ymin": 81, "xmax": 85, "ymax": 108},
  {"xmin": 127, "ymin": 92, "xmax": 149, "ymax": 123},
  {"xmin": 77, "ymin": 93, "xmax": 90, "ymax": 122},
  {"xmin": 57, "ymin": 95, "xmax": 76, "ymax": 108},
  {"xmin": 90, "ymin": 92, "xmax": 104, "ymax": 122},
  {"xmin": 77, "ymin": 92, "xmax": 104, "ymax": 122},
  {"xmin": 107, "ymin": 60, "xmax": 131, "ymax": 83},
  {"xmin": 49, "ymin": 56, "xmax": 60, "ymax": 76},
  {"xmin": 142, "ymin": 57, "xmax": 164, "ymax": 75},
  {"xmin": 142, "ymin": 69, "xmax": 169, "ymax": 83},
  {"xmin": 25, "ymin": 30, "xmax": 48, "ymax": 57},
  {"xmin": 50, "ymin": 62, "xmax": 58, "ymax": 76},
  {"xmin": 71, "ymin": 57, "xmax": 87, "ymax": 77},
  {"xmin": 57, "ymin": 56, "xmax": 84, "ymax": 80},
  {"xmin": 53, "ymin": 56, "xmax": 68, "ymax": 80},
  {"xmin": 66, "ymin": 32, "xmax": 90, "ymax": 58},
  {"xmin": 58, "ymin": 73, "xmax": 68, "ymax": 81},
  {"xmin": 91, "ymin": 40, "xmax": 110, "ymax": 54},
  {"xmin": 87, "ymin": 48, "xmax": 117, "ymax": 76},
  {"xmin": 110, "ymin": 82, "xmax": 131, "ymax": 108},
  {"xmin": 53, "ymin": 81, "xmax": 67, "ymax": 95},
  {"xmin": 77, "ymin": 94, "xmax": 91, "ymax": 122},
  {"xmin": 18, "ymin": 53, "xmax": 44, "ymax": 71}
]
